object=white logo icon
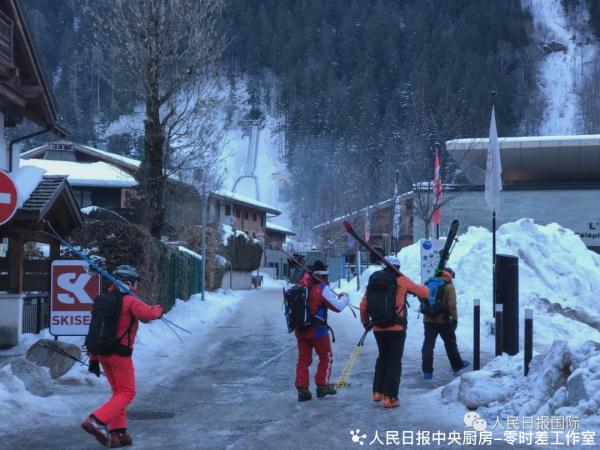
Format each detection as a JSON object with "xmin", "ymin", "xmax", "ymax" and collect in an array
[
  {"xmin": 56, "ymin": 272, "xmax": 94, "ymax": 304},
  {"xmin": 464, "ymin": 412, "xmax": 488, "ymax": 432},
  {"xmin": 350, "ymin": 429, "xmax": 367, "ymax": 445}
]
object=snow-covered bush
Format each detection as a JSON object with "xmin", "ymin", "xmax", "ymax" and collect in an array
[{"xmin": 223, "ymin": 232, "xmax": 263, "ymax": 272}]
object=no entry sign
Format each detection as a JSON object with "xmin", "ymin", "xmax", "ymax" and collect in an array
[
  {"xmin": 0, "ymin": 170, "xmax": 18, "ymax": 226},
  {"xmin": 50, "ymin": 260, "xmax": 101, "ymax": 336}
]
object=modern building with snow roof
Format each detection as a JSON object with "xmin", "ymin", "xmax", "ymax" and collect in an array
[
  {"xmin": 313, "ymin": 134, "xmax": 600, "ymax": 256},
  {"xmin": 441, "ymin": 134, "xmax": 600, "ymax": 252}
]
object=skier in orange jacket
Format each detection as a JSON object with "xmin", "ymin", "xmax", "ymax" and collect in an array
[{"xmin": 360, "ymin": 256, "xmax": 429, "ymax": 408}]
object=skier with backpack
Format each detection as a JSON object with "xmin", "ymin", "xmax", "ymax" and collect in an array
[
  {"xmin": 81, "ymin": 265, "xmax": 163, "ymax": 448},
  {"xmin": 419, "ymin": 267, "xmax": 469, "ymax": 379},
  {"xmin": 285, "ymin": 260, "xmax": 350, "ymax": 402},
  {"xmin": 360, "ymin": 256, "xmax": 429, "ymax": 409}
]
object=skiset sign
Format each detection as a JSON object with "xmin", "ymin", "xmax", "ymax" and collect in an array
[{"xmin": 50, "ymin": 260, "xmax": 100, "ymax": 336}]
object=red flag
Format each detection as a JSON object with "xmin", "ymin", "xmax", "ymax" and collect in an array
[{"xmin": 431, "ymin": 149, "xmax": 442, "ymax": 225}]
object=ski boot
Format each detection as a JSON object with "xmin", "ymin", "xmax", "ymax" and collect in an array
[
  {"xmin": 316, "ymin": 384, "xmax": 337, "ymax": 398},
  {"xmin": 81, "ymin": 415, "xmax": 110, "ymax": 447},
  {"xmin": 453, "ymin": 361, "xmax": 470, "ymax": 375},
  {"xmin": 297, "ymin": 387, "xmax": 312, "ymax": 402},
  {"xmin": 110, "ymin": 429, "xmax": 133, "ymax": 448},
  {"xmin": 384, "ymin": 396, "xmax": 400, "ymax": 409}
]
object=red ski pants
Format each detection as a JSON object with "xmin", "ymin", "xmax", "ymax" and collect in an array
[
  {"xmin": 93, "ymin": 354, "xmax": 136, "ymax": 430},
  {"xmin": 295, "ymin": 333, "xmax": 333, "ymax": 389}
]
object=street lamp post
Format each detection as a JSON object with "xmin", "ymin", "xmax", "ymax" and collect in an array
[{"xmin": 201, "ymin": 182, "xmax": 207, "ymax": 301}]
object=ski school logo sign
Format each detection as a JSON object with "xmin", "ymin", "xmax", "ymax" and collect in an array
[{"xmin": 50, "ymin": 260, "xmax": 100, "ymax": 336}]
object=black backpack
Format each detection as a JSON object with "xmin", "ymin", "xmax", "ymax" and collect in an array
[
  {"xmin": 366, "ymin": 269, "xmax": 405, "ymax": 327},
  {"xmin": 283, "ymin": 285, "xmax": 312, "ymax": 332},
  {"xmin": 85, "ymin": 291, "xmax": 135, "ymax": 357}
]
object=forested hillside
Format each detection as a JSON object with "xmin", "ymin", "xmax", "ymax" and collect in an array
[{"xmin": 23, "ymin": 0, "xmax": 548, "ymax": 229}]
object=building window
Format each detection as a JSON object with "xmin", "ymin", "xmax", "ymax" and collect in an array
[
  {"xmin": 74, "ymin": 189, "xmax": 93, "ymax": 207},
  {"xmin": 261, "ymin": 214, "xmax": 264, "ymax": 227},
  {"xmin": 253, "ymin": 212, "xmax": 257, "ymax": 221},
  {"xmin": 225, "ymin": 205, "xmax": 231, "ymax": 216},
  {"xmin": 244, "ymin": 210, "xmax": 249, "ymax": 220},
  {"xmin": 235, "ymin": 207, "xmax": 240, "ymax": 218}
]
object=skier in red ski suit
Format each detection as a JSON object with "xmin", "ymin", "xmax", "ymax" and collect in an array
[
  {"xmin": 295, "ymin": 260, "xmax": 349, "ymax": 401},
  {"xmin": 81, "ymin": 265, "xmax": 163, "ymax": 448}
]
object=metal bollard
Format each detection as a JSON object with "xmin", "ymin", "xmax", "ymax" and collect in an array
[
  {"xmin": 495, "ymin": 303, "xmax": 503, "ymax": 356},
  {"xmin": 474, "ymin": 299, "xmax": 480, "ymax": 370},
  {"xmin": 524, "ymin": 308, "xmax": 533, "ymax": 376}
]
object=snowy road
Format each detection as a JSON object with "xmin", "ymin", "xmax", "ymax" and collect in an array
[{"xmin": 1, "ymin": 287, "xmax": 551, "ymax": 450}]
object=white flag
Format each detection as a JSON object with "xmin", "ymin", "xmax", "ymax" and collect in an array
[{"xmin": 485, "ymin": 107, "xmax": 502, "ymax": 212}]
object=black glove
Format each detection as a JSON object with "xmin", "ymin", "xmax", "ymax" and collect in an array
[
  {"xmin": 363, "ymin": 322, "xmax": 371, "ymax": 330},
  {"xmin": 452, "ymin": 321, "xmax": 458, "ymax": 331},
  {"xmin": 89, "ymin": 359, "xmax": 100, "ymax": 377}
]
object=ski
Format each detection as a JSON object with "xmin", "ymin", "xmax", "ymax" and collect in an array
[
  {"xmin": 41, "ymin": 220, "xmax": 190, "ymax": 339},
  {"xmin": 435, "ymin": 219, "xmax": 459, "ymax": 275},
  {"xmin": 42, "ymin": 220, "xmax": 133, "ymax": 295},
  {"xmin": 341, "ymin": 221, "xmax": 404, "ymax": 277}
]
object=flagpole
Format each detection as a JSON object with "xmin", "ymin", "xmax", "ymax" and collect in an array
[
  {"xmin": 491, "ymin": 90, "xmax": 497, "ymax": 319},
  {"xmin": 493, "ymin": 209, "xmax": 497, "ymax": 317}
]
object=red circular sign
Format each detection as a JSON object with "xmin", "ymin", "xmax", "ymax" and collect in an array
[{"xmin": 0, "ymin": 170, "xmax": 18, "ymax": 226}]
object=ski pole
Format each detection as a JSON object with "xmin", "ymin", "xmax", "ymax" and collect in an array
[
  {"xmin": 335, "ymin": 324, "xmax": 372, "ymax": 389},
  {"xmin": 280, "ymin": 248, "xmax": 357, "ymax": 318},
  {"xmin": 39, "ymin": 342, "xmax": 105, "ymax": 377},
  {"xmin": 41, "ymin": 221, "xmax": 192, "ymax": 341}
]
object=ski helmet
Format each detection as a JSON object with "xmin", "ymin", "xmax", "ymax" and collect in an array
[
  {"xmin": 385, "ymin": 255, "xmax": 401, "ymax": 268},
  {"xmin": 445, "ymin": 267, "xmax": 455, "ymax": 279},
  {"xmin": 113, "ymin": 265, "xmax": 140, "ymax": 283},
  {"xmin": 311, "ymin": 260, "xmax": 328, "ymax": 276}
]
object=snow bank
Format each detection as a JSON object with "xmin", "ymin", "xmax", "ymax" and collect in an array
[
  {"xmin": 398, "ymin": 219, "xmax": 600, "ymax": 348},
  {"xmin": 9, "ymin": 165, "xmax": 46, "ymax": 208},
  {"xmin": 442, "ymin": 341, "xmax": 600, "ymax": 426}
]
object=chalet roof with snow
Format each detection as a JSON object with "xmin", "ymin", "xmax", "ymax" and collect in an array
[
  {"xmin": 266, "ymin": 222, "xmax": 295, "ymax": 236},
  {"xmin": 9, "ymin": 175, "xmax": 83, "ymax": 233},
  {"xmin": 211, "ymin": 189, "xmax": 281, "ymax": 216},
  {"xmin": 20, "ymin": 158, "xmax": 138, "ymax": 188},
  {"xmin": 446, "ymin": 134, "xmax": 600, "ymax": 185},
  {"xmin": 21, "ymin": 141, "xmax": 140, "ymax": 172},
  {"xmin": 0, "ymin": 0, "xmax": 65, "ymax": 133}
]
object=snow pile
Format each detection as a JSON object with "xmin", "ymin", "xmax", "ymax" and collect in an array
[
  {"xmin": 398, "ymin": 219, "xmax": 600, "ymax": 347},
  {"xmin": 9, "ymin": 165, "xmax": 46, "ymax": 208},
  {"xmin": 0, "ymin": 364, "xmax": 72, "ymax": 433},
  {"xmin": 442, "ymin": 340, "xmax": 600, "ymax": 422}
]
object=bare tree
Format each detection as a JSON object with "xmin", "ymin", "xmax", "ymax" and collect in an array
[{"xmin": 87, "ymin": 0, "xmax": 226, "ymax": 237}]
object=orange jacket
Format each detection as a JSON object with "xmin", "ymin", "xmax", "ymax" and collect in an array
[{"xmin": 360, "ymin": 272, "xmax": 429, "ymax": 332}]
